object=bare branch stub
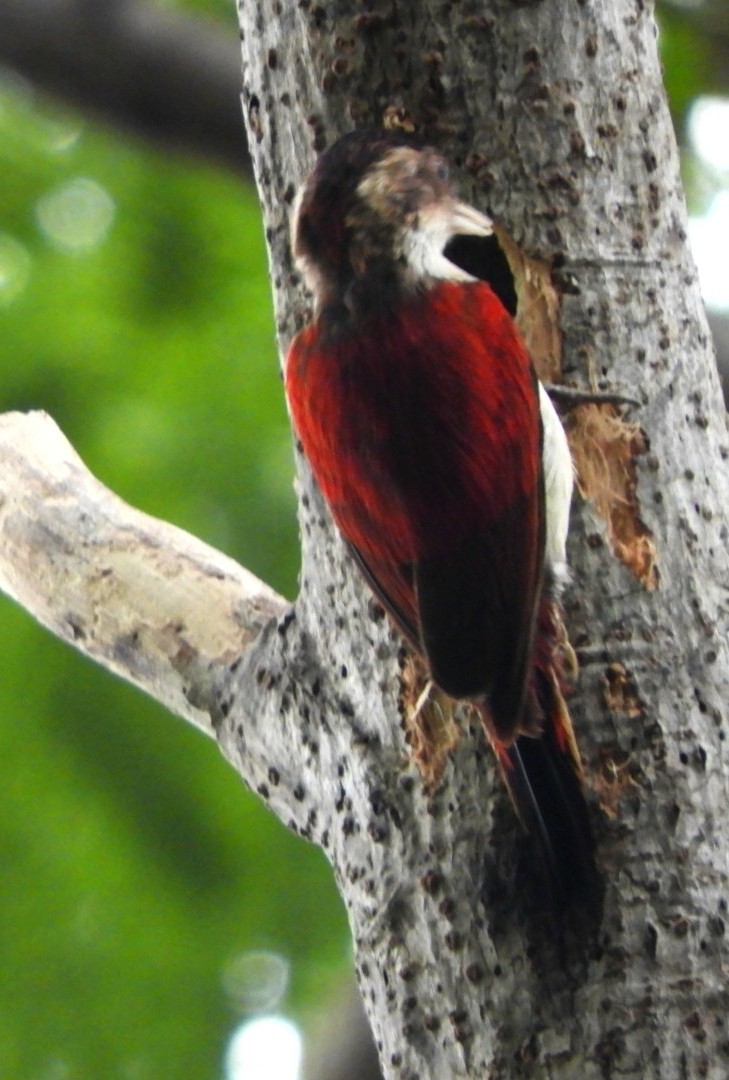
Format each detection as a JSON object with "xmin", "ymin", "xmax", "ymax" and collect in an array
[{"xmin": 0, "ymin": 410, "xmax": 287, "ymax": 738}]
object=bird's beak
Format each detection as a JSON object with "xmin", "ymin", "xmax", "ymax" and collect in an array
[{"xmin": 448, "ymin": 200, "xmax": 493, "ymax": 238}]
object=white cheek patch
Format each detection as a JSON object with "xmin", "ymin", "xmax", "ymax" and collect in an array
[
  {"xmin": 401, "ymin": 200, "xmax": 492, "ymax": 284},
  {"xmin": 402, "ymin": 225, "xmax": 477, "ymax": 283}
]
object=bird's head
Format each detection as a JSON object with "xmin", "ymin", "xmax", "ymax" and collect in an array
[{"xmin": 292, "ymin": 129, "xmax": 493, "ymax": 316}]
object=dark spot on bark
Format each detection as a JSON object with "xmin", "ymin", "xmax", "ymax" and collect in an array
[
  {"xmin": 368, "ymin": 820, "xmax": 389, "ymax": 842},
  {"xmin": 403, "ymin": 995, "xmax": 418, "ymax": 1012},
  {"xmin": 445, "ymin": 930, "xmax": 463, "ymax": 951},
  {"xmin": 595, "ymin": 1029, "xmax": 626, "ymax": 1064},
  {"xmin": 493, "ymin": 964, "xmax": 502, "ymax": 976},
  {"xmin": 293, "ymin": 783, "xmax": 305, "ymax": 801},
  {"xmin": 369, "ymin": 600, "xmax": 386, "ymax": 621},
  {"xmin": 585, "ymin": 33, "xmax": 598, "ymax": 56},
  {"xmin": 643, "ymin": 150, "xmax": 658, "ymax": 173},
  {"xmin": 248, "ymin": 96, "xmax": 262, "ymax": 142},
  {"xmin": 465, "ymin": 962, "xmax": 484, "ymax": 983},
  {"xmin": 644, "ymin": 922, "xmax": 658, "ymax": 958},
  {"xmin": 400, "ymin": 963, "xmax": 418, "ymax": 981},
  {"xmin": 342, "ymin": 814, "xmax": 356, "ymax": 835},
  {"xmin": 277, "ymin": 609, "xmax": 296, "ymax": 635},
  {"xmin": 257, "ymin": 783, "xmax": 270, "ymax": 800},
  {"xmin": 354, "ymin": 10, "xmax": 387, "ymax": 31},
  {"xmin": 421, "ymin": 870, "xmax": 442, "ymax": 894},
  {"xmin": 267, "ymin": 48, "xmax": 278, "ymax": 69},
  {"xmin": 67, "ymin": 616, "xmax": 86, "ymax": 640},
  {"xmin": 684, "ymin": 1010, "xmax": 707, "ymax": 1042},
  {"xmin": 708, "ymin": 915, "xmax": 725, "ymax": 937},
  {"xmin": 268, "ymin": 767, "xmax": 280, "ymax": 786},
  {"xmin": 438, "ymin": 897, "xmax": 456, "ymax": 921},
  {"xmin": 450, "ymin": 1010, "xmax": 471, "ymax": 1043},
  {"xmin": 423, "ymin": 1014, "xmax": 441, "ymax": 1031}
]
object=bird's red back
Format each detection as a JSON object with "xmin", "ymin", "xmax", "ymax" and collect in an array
[{"xmin": 287, "ymin": 279, "xmax": 543, "ymax": 739}]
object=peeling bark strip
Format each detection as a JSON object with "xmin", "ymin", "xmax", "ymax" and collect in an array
[
  {"xmin": 495, "ymin": 227, "xmax": 563, "ymax": 385},
  {"xmin": 569, "ymin": 404, "xmax": 659, "ymax": 589},
  {"xmin": 497, "ymin": 229, "xmax": 659, "ymax": 592}
]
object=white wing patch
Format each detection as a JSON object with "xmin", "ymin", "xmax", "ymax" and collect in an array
[{"xmin": 539, "ymin": 383, "xmax": 574, "ymax": 590}]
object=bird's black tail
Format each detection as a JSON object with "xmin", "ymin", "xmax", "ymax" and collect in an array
[
  {"xmin": 496, "ymin": 605, "xmax": 596, "ymax": 903},
  {"xmin": 502, "ymin": 713, "xmax": 595, "ymax": 903}
]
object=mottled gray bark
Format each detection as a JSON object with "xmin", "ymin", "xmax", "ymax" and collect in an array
[
  {"xmin": 0, "ymin": 412, "xmax": 285, "ymax": 737},
  {"xmin": 235, "ymin": 1, "xmax": 729, "ymax": 1078}
]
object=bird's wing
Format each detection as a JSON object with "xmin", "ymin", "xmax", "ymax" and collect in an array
[{"xmin": 287, "ymin": 282, "xmax": 545, "ymax": 740}]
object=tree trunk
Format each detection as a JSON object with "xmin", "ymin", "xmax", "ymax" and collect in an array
[
  {"xmin": 235, "ymin": 1, "xmax": 729, "ymax": 1077},
  {"xmin": 1, "ymin": 1, "xmax": 728, "ymax": 1077}
]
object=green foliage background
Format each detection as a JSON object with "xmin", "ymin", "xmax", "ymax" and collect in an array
[
  {"xmin": 0, "ymin": 35, "xmax": 348, "ymax": 1080},
  {"xmin": 0, "ymin": 1, "xmax": 724, "ymax": 1077}
]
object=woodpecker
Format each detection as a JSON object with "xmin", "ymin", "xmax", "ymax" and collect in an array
[{"xmin": 285, "ymin": 129, "xmax": 593, "ymax": 896}]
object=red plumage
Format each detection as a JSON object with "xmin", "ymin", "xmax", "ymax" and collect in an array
[
  {"xmin": 286, "ymin": 130, "xmax": 594, "ymax": 897},
  {"xmin": 287, "ymin": 280, "xmax": 542, "ymax": 739}
]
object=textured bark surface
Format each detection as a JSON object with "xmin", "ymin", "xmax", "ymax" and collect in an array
[
  {"xmin": 236, "ymin": 1, "xmax": 729, "ymax": 1077},
  {"xmin": 0, "ymin": 412, "xmax": 285, "ymax": 737}
]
